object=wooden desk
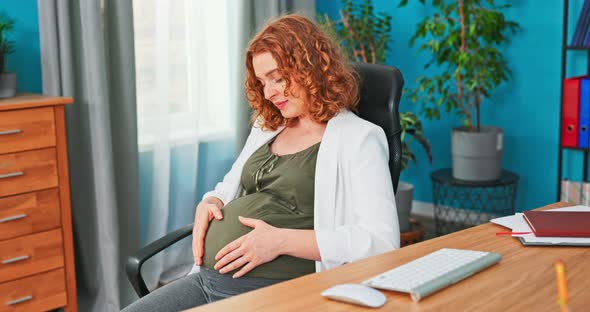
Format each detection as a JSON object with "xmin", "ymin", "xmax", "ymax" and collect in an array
[{"xmin": 187, "ymin": 202, "xmax": 590, "ymax": 311}]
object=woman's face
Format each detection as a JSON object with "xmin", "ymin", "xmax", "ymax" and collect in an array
[{"xmin": 252, "ymin": 52, "xmax": 307, "ymax": 119}]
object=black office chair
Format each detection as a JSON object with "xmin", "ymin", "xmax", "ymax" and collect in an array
[{"xmin": 126, "ymin": 63, "xmax": 404, "ymax": 297}]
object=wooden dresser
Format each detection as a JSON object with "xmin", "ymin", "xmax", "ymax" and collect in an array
[{"xmin": 0, "ymin": 94, "xmax": 77, "ymax": 311}]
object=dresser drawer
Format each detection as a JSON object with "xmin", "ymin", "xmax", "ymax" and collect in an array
[
  {"xmin": 0, "ymin": 229, "xmax": 64, "ymax": 284},
  {"xmin": 0, "ymin": 268, "xmax": 66, "ymax": 312},
  {"xmin": 0, "ymin": 190, "xmax": 61, "ymax": 241},
  {"xmin": 0, "ymin": 148, "xmax": 58, "ymax": 197},
  {"xmin": 0, "ymin": 107, "xmax": 56, "ymax": 155}
]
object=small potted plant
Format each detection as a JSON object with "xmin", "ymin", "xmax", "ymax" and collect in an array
[
  {"xmin": 0, "ymin": 13, "xmax": 16, "ymax": 98},
  {"xmin": 319, "ymin": 0, "xmax": 432, "ymax": 232},
  {"xmin": 399, "ymin": 0, "xmax": 519, "ymax": 181}
]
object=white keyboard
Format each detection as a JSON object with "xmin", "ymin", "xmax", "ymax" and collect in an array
[{"xmin": 362, "ymin": 248, "xmax": 501, "ymax": 301}]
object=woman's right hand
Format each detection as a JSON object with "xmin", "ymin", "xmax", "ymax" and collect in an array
[{"xmin": 192, "ymin": 197, "xmax": 224, "ymax": 266}]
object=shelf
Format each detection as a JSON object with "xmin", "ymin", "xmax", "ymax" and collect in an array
[
  {"xmin": 566, "ymin": 46, "xmax": 590, "ymax": 50},
  {"xmin": 560, "ymin": 146, "xmax": 590, "ymax": 151},
  {"xmin": 558, "ymin": 0, "xmax": 590, "ymax": 199}
]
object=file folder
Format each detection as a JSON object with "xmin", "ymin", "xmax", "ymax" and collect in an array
[
  {"xmin": 562, "ymin": 77, "xmax": 583, "ymax": 147},
  {"xmin": 582, "ymin": 182, "xmax": 590, "ymax": 206},
  {"xmin": 574, "ymin": 0, "xmax": 590, "ymax": 46},
  {"xmin": 560, "ymin": 179, "xmax": 582, "ymax": 204},
  {"xmin": 583, "ymin": 0, "xmax": 590, "ymax": 46},
  {"xmin": 579, "ymin": 78, "xmax": 590, "ymax": 148}
]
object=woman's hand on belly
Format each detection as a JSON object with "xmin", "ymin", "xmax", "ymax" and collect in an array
[
  {"xmin": 214, "ymin": 216, "xmax": 285, "ymax": 278},
  {"xmin": 192, "ymin": 197, "xmax": 224, "ymax": 266}
]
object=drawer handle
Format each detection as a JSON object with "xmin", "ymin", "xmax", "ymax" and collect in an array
[
  {"xmin": 0, "ymin": 172, "xmax": 23, "ymax": 179},
  {"xmin": 0, "ymin": 213, "xmax": 27, "ymax": 223},
  {"xmin": 5, "ymin": 295, "xmax": 33, "ymax": 306},
  {"xmin": 0, "ymin": 129, "xmax": 22, "ymax": 136},
  {"xmin": 2, "ymin": 255, "xmax": 30, "ymax": 264}
]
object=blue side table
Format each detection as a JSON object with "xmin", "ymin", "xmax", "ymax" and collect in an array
[{"xmin": 431, "ymin": 168, "xmax": 519, "ymax": 236}]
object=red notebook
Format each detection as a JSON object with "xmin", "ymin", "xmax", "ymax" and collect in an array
[{"xmin": 523, "ymin": 211, "xmax": 590, "ymax": 237}]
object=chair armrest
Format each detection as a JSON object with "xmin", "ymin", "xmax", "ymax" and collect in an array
[{"xmin": 126, "ymin": 223, "xmax": 194, "ymax": 297}]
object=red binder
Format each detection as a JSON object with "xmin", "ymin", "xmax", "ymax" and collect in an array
[
  {"xmin": 523, "ymin": 211, "xmax": 590, "ymax": 237},
  {"xmin": 562, "ymin": 77, "xmax": 583, "ymax": 147}
]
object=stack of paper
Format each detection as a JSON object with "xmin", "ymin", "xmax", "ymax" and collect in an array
[{"xmin": 491, "ymin": 205, "xmax": 590, "ymax": 246}]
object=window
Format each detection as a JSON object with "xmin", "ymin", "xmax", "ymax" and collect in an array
[{"xmin": 133, "ymin": 0, "xmax": 233, "ymax": 149}]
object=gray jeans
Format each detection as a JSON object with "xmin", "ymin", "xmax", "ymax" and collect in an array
[{"xmin": 121, "ymin": 267, "xmax": 285, "ymax": 312}]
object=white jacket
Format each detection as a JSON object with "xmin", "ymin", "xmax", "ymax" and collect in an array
[{"xmin": 203, "ymin": 110, "xmax": 400, "ymax": 272}]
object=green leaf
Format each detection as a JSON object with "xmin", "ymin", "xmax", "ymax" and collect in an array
[
  {"xmin": 0, "ymin": 13, "xmax": 16, "ymax": 57},
  {"xmin": 316, "ymin": 0, "xmax": 394, "ymax": 65},
  {"xmin": 400, "ymin": 0, "xmax": 519, "ymax": 129}
]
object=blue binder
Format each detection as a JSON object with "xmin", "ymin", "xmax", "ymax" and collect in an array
[{"xmin": 579, "ymin": 78, "xmax": 590, "ymax": 149}]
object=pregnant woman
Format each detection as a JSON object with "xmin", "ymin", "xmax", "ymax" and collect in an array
[{"xmin": 123, "ymin": 14, "xmax": 399, "ymax": 312}]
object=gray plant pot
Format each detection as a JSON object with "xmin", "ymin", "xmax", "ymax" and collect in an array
[
  {"xmin": 395, "ymin": 182, "xmax": 413, "ymax": 232},
  {"xmin": 0, "ymin": 72, "xmax": 16, "ymax": 98},
  {"xmin": 451, "ymin": 126, "xmax": 503, "ymax": 181}
]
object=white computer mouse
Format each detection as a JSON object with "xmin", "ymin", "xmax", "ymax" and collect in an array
[{"xmin": 321, "ymin": 283, "xmax": 387, "ymax": 308}]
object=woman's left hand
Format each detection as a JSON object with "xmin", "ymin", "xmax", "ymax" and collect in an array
[{"xmin": 214, "ymin": 216, "xmax": 284, "ymax": 278}]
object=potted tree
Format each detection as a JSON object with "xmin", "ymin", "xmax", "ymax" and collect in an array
[
  {"xmin": 0, "ymin": 13, "xmax": 16, "ymax": 98},
  {"xmin": 319, "ymin": 0, "xmax": 432, "ymax": 232},
  {"xmin": 400, "ymin": 0, "xmax": 519, "ymax": 181}
]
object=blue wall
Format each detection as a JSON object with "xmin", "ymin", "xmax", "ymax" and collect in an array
[
  {"xmin": 0, "ymin": 0, "xmax": 42, "ymax": 93},
  {"xmin": 318, "ymin": 1, "xmax": 582, "ymax": 211},
  {"xmin": 9, "ymin": 0, "xmax": 585, "ymax": 212}
]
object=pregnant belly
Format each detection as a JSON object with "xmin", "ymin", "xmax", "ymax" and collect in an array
[{"xmin": 202, "ymin": 192, "xmax": 312, "ymax": 270}]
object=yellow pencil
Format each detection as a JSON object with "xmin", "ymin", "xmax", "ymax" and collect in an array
[{"xmin": 555, "ymin": 260, "xmax": 570, "ymax": 312}]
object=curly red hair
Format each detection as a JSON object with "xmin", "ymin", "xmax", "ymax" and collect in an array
[{"xmin": 245, "ymin": 14, "xmax": 359, "ymax": 131}]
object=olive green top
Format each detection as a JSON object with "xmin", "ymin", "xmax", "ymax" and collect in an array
[{"xmin": 203, "ymin": 138, "xmax": 319, "ymax": 279}]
